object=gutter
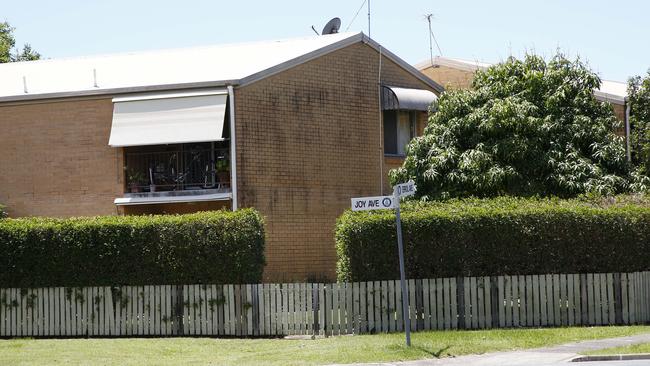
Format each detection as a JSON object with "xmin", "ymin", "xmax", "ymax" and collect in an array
[{"xmin": 0, "ymin": 79, "xmax": 240, "ymax": 104}]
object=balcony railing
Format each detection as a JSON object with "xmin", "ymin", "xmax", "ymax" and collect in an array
[{"xmin": 124, "ymin": 143, "xmax": 230, "ymax": 195}]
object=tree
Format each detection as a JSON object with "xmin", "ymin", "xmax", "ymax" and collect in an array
[
  {"xmin": 0, "ymin": 21, "xmax": 40, "ymax": 63},
  {"xmin": 391, "ymin": 54, "xmax": 650, "ymax": 200},
  {"xmin": 629, "ymin": 71, "xmax": 650, "ymax": 174}
]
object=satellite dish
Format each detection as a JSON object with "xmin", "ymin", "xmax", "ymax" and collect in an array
[{"xmin": 321, "ymin": 17, "xmax": 341, "ymax": 35}]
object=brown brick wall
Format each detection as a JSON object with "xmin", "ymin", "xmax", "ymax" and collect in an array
[
  {"xmin": 0, "ymin": 98, "xmax": 124, "ymax": 217},
  {"xmin": 235, "ymin": 42, "xmax": 436, "ymax": 282},
  {"xmin": 0, "ymin": 41, "xmax": 436, "ymax": 282},
  {"xmin": 420, "ymin": 65, "xmax": 476, "ymax": 90}
]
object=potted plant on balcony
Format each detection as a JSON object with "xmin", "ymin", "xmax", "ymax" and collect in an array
[
  {"xmin": 127, "ymin": 169, "xmax": 146, "ymax": 193},
  {"xmin": 215, "ymin": 159, "xmax": 230, "ymax": 188}
]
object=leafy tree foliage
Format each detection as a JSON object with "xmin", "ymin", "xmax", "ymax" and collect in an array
[
  {"xmin": 391, "ymin": 54, "xmax": 649, "ymax": 199},
  {"xmin": 629, "ymin": 71, "xmax": 650, "ymax": 174},
  {"xmin": 0, "ymin": 21, "xmax": 40, "ymax": 63}
]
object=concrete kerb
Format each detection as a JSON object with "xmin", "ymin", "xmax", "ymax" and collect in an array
[{"xmin": 571, "ymin": 354, "xmax": 650, "ymax": 362}]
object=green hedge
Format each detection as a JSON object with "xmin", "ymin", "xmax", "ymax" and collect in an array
[
  {"xmin": 0, "ymin": 209, "xmax": 265, "ymax": 287},
  {"xmin": 336, "ymin": 196, "xmax": 650, "ymax": 281}
]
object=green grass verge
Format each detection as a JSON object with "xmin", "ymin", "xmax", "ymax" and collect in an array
[
  {"xmin": 1, "ymin": 326, "xmax": 649, "ymax": 366},
  {"xmin": 583, "ymin": 342, "xmax": 650, "ymax": 356}
]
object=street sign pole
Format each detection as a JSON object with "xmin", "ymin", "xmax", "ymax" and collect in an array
[
  {"xmin": 351, "ymin": 180, "xmax": 415, "ymax": 347},
  {"xmin": 393, "ymin": 189, "xmax": 411, "ymax": 347}
]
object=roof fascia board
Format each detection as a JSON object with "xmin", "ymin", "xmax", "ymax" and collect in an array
[
  {"xmin": 594, "ymin": 91, "xmax": 626, "ymax": 105},
  {"xmin": 0, "ymin": 80, "xmax": 238, "ymax": 104}
]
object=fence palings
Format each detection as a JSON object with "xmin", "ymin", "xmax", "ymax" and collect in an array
[{"xmin": 1, "ymin": 271, "xmax": 649, "ymax": 338}]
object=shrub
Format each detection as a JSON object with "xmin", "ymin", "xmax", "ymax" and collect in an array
[
  {"xmin": 0, "ymin": 209, "xmax": 265, "ymax": 287},
  {"xmin": 336, "ymin": 196, "xmax": 650, "ymax": 281},
  {"xmin": 629, "ymin": 70, "xmax": 650, "ymax": 174},
  {"xmin": 391, "ymin": 54, "xmax": 650, "ymax": 199},
  {"xmin": 0, "ymin": 204, "xmax": 6, "ymax": 219}
]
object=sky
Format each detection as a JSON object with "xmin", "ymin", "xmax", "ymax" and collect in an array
[{"xmin": 2, "ymin": 0, "xmax": 648, "ymax": 82}]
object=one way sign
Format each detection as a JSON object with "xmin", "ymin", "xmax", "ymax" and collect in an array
[{"xmin": 394, "ymin": 180, "xmax": 416, "ymax": 198}]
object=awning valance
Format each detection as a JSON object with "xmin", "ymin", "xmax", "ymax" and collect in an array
[
  {"xmin": 381, "ymin": 85, "xmax": 437, "ymax": 112},
  {"xmin": 108, "ymin": 89, "xmax": 228, "ymax": 147}
]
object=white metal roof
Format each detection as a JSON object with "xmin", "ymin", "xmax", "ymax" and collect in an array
[
  {"xmin": 0, "ymin": 32, "xmax": 442, "ymax": 103},
  {"xmin": 417, "ymin": 56, "xmax": 628, "ymax": 105},
  {"xmin": 595, "ymin": 80, "xmax": 627, "ymax": 104},
  {"xmin": 415, "ymin": 56, "xmax": 491, "ymax": 73}
]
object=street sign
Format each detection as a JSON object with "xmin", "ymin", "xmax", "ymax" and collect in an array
[
  {"xmin": 350, "ymin": 181, "xmax": 417, "ymax": 347},
  {"xmin": 351, "ymin": 195, "xmax": 395, "ymax": 211},
  {"xmin": 394, "ymin": 180, "xmax": 416, "ymax": 198}
]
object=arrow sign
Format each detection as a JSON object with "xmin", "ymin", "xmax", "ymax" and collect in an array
[
  {"xmin": 351, "ymin": 195, "xmax": 395, "ymax": 211},
  {"xmin": 394, "ymin": 180, "xmax": 416, "ymax": 198}
]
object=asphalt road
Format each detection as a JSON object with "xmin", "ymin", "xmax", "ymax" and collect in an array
[{"xmin": 328, "ymin": 333, "xmax": 650, "ymax": 366}]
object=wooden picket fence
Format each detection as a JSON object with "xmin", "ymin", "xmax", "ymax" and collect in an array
[{"xmin": 1, "ymin": 271, "xmax": 649, "ymax": 338}]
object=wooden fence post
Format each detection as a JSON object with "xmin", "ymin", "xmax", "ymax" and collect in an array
[
  {"xmin": 490, "ymin": 276, "xmax": 499, "ymax": 328},
  {"xmin": 456, "ymin": 277, "xmax": 465, "ymax": 329},
  {"xmin": 312, "ymin": 284, "xmax": 319, "ymax": 338},
  {"xmin": 175, "ymin": 285, "xmax": 184, "ymax": 335}
]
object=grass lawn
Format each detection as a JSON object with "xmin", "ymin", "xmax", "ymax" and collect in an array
[
  {"xmin": 583, "ymin": 342, "xmax": 650, "ymax": 356},
  {"xmin": 1, "ymin": 326, "xmax": 649, "ymax": 366}
]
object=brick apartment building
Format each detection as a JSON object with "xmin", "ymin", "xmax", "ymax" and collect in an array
[
  {"xmin": 0, "ymin": 32, "xmax": 442, "ymax": 281},
  {"xmin": 416, "ymin": 56, "xmax": 631, "ymax": 158}
]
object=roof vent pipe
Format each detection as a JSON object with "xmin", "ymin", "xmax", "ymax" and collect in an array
[
  {"xmin": 22, "ymin": 76, "xmax": 28, "ymax": 93},
  {"xmin": 93, "ymin": 69, "xmax": 98, "ymax": 88}
]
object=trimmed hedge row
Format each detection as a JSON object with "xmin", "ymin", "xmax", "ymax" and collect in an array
[
  {"xmin": 0, "ymin": 209, "xmax": 265, "ymax": 287},
  {"xmin": 336, "ymin": 196, "xmax": 650, "ymax": 281}
]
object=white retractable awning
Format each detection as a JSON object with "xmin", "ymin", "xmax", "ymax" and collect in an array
[
  {"xmin": 381, "ymin": 86, "xmax": 437, "ymax": 111},
  {"xmin": 108, "ymin": 89, "xmax": 228, "ymax": 147}
]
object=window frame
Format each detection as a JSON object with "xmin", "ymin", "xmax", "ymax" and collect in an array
[{"xmin": 383, "ymin": 110, "xmax": 417, "ymax": 157}]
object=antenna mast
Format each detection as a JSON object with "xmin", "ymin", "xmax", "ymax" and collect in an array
[
  {"xmin": 367, "ymin": 0, "xmax": 371, "ymax": 36},
  {"xmin": 425, "ymin": 13, "xmax": 443, "ymax": 60},
  {"xmin": 426, "ymin": 14, "xmax": 434, "ymax": 66}
]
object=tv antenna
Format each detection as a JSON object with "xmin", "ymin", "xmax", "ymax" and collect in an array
[{"xmin": 425, "ymin": 13, "xmax": 443, "ymax": 65}]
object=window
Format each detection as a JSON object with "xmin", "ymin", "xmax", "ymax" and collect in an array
[{"xmin": 383, "ymin": 110, "xmax": 416, "ymax": 156}]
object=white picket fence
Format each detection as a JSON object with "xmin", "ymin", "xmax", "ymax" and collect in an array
[{"xmin": 1, "ymin": 271, "xmax": 649, "ymax": 337}]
